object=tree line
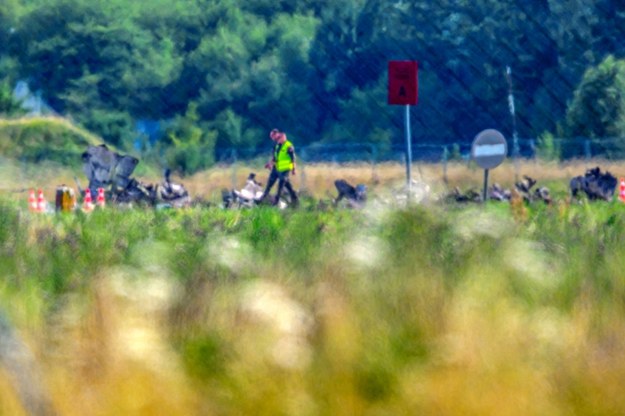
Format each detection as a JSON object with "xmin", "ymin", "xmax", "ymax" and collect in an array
[{"xmin": 1, "ymin": 0, "xmax": 625, "ymax": 173}]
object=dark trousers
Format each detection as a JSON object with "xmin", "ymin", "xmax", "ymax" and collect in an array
[
  {"xmin": 259, "ymin": 168, "xmax": 279, "ymax": 201},
  {"xmin": 260, "ymin": 169, "xmax": 298, "ymax": 204},
  {"xmin": 275, "ymin": 170, "xmax": 298, "ymax": 204}
]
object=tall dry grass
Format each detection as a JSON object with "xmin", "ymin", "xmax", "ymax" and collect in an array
[
  {"xmin": 2, "ymin": 158, "xmax": 624, "ymax": 203},
  {"xmin": 186, "ymin": 158, "xmax": 625, "ymax": 201}
]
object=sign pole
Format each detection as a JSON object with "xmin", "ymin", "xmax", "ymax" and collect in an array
[
  {"xmin": 388, "ymin": 60, "xmax": 418, "ymax": 195},
  {"xmin": 405, "ymin": 104, "xmax": 412, "ymax": 192},
  {"xmin": 471, "ymin": 129, "xmax": 508, "ymax": 204},
  {"xmin": 483, "ymin": 169, "xmax": 489, "ymax": 202}
]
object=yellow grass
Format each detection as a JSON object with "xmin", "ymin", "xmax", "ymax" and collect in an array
[
  {"xmin": 2, "ymin": 157, "xmax": 625, "ymax": 202},
  {"xmin": 184, "ymin": 158, "xmax": 625, "ymax": 200}
]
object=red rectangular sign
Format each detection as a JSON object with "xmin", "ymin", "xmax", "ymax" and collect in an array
[{"xmin": 388, "ymin": 61, "xmax": 418, "ymax": 105}]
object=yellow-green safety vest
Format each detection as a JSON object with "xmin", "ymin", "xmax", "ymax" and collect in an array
[{"xmin": 275, "ymin": 140, "xmax": 294, "ymax": 172}]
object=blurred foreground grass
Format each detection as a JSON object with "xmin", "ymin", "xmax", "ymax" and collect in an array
[{"xmin": 1, "ymin": 196, "xmax": 625, "ymax": 415}]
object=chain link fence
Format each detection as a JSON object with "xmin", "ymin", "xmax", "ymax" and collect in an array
[{"xmin": 215, "ymin": 137, "xmax": 625, "ymax": 166}]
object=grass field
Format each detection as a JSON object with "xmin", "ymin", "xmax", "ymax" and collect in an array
[
  {"xmin": 1, "ymin": 160, "xmax": 625, "ymax": 415},
  {"xmin": 4, "ymin": 156, "xmax": 624, "ymax": 203},
  {"xmin": 186, "ymin": 158, "xmax": 625, "ymax": 201}
]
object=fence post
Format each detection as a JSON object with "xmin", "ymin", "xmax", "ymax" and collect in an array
[
  {"xmin": 529, "ymin": 139, "xmax": 536, "ymax": 161},
  {"xmin": 513, "ymin": 140, "xmax": 520, "ymax": 183},
  {"xmin": 299, "ymin": 149, "xmax": 307, "ymax": 194},
  {"xmin": 230, "ymin": 149, "xmax": 238, "ymax": 189},
  {"xmin": 369, "ymin": 144, "xmax": 379, "ymax": 184},
  {"xmin": 584, "ymin": 139, "xmax": 591, "ymax": 160},
  {"xmin": 442, "ymin": 145, "xmax": 449, "ymax": 185}
]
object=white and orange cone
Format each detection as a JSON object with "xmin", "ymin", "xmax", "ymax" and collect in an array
[
  {"xmin": 36, "ymin": 189, "xmax": 47, "ymax": 213},
  {"xmin": 96, "ymin": 187, "xmax": 106, "ymax": 208},
  {"xmin": 82, "ymin": 189, "xmax": 94, "ymax": 213},
  {"xmin": 28, "ymin": 189, "xmax": 38, "ymax": 212}
]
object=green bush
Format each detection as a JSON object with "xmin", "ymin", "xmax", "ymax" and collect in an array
[
  {"xmin": 536, "ymin": 131, "xmax": 561, "ymax": 161},
  {"xmin": 163, "ymin": 103, "xmax": 216, "ymax": 175},
  {"xmin": 0, "ymin": 78, "xmax": 24, "ymax": 116}
]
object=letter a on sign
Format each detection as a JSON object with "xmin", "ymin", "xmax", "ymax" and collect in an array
[{"xmin": 388, "ymin": 61, "xmax": 418, "ymax": 105}]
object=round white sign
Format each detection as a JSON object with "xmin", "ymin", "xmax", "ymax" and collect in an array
[{"xmin": 471, "ymin": 129, "xmax": 507, "ymax": 169}]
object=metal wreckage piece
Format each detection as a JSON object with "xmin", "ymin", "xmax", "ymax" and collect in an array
[
  {"xmin": 334, "ymin": 179, "xmax": 367, "ymax": 209},
  {"xmin": 512, "ymin": 176, "xmax": 552, "ymax": 204},
  {"xmin": 570, "ymin": 166, "xmax": 617, "ymax": 201},
  {"xmin": 222, "ymin": 173, "xmax": 265, "ymax": 208},
  {"xmin": 79, "ymin": 144, "xmax": 191, "ymax": 208},
  {"xmin": 447, "ymin": 175, "xmax": 552, "ymax": 204}
]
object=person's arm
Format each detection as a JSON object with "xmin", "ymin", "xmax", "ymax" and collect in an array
[{"xmin": 265, "ymin": 145, "xmax": 277, "ymax": 170}]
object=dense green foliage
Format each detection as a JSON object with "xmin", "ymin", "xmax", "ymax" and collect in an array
[
  {"xmin": 2, "ymin": 199, "xmax": 625, "ymax": 413},
  {"xmin": 1, "ymin": 1, "xmax": 625, "ymax": 170},
  {"xmin": 562, "ymin": 55, "xmax": 625, "ymax": 158},
  {"xmin": 0, "ymin": 79, "xmax": 23, "ymax": 116},
  {"xmin": 564, "ymin": 56, "xmax": 625, "ymax": 139}
]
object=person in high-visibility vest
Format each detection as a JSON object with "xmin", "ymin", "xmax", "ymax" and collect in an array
[{"xmin": 257, "ymin": 131, "xmax": 299, "ymax": 206}]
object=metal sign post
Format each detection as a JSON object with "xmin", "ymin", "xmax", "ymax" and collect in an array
[
  {"xmin": 471, "ymin": 129, "xmax": 508, "ymax": 202},
  {"xmin": 482, "ymin": 169, "xmax": 489, "ymax": 203},
  {"xmin": 388, "ymin": 61, "xmax": 418, "ymax": 190},
  {"xmin": 405, "ymin": 104, "xmax": 412, "ymax": 192}
]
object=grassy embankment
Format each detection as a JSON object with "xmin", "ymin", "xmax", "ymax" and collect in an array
[
  {"xmin": 0, "ymin": 116, "xmax": 109, "ymax": 196},
  {"xmin": 0, "ymin": 116, "xmax": 155, "ymax": 196}
]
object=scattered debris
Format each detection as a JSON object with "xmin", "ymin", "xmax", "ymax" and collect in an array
[
  {"xmin": 446, "ymin": 187, "xmax": 482, "ymax": 203},
  {"xmin": 490, "ymin": 183, "xmax": 511, "ymax": 201},
  {"xmin": 445, "ymin": 175, "xmax": 551, "ymax": 204},
  {"xmin": 570, "ymin": 166, "xmax": 617, "ymax": 201},
  {"xmin": 514, "ymin": 175, "xmax": 552, "ymax": 204},
  {"xmin": 73, "ymin": 147, "xmax": 614, "ymax": 208}
]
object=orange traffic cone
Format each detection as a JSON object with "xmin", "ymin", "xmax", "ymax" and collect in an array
[
  {"xmin": 96, "ymin": 187, "xmax": 106, "ymax": 208},
  {"xmin": 36, "ymin": 189, "xmax": 47, "ymax": 213},
  {"xmin": 82, "ymin": 189, "xmax": 94, "ymax": 212},
  {"xmin": 28, "ymin": 189, "xmax": 38, "ymax": 212},
  {"xmin": 619, "ymin": 178, "xmax": 625, "ymax": 203}
]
